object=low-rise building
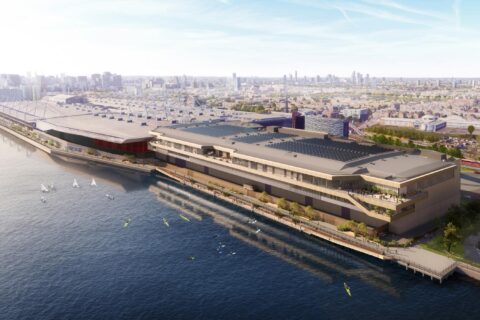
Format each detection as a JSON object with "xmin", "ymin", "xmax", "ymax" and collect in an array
[
  {"xmin": 342, "ymin": 108, "xmax": 369, "ymax": 122},
  {"xmin": 305, "ymin": 116, "xmax": 349, "ymax": 137}
]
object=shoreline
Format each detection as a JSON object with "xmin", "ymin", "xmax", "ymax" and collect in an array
[{"xmin": 1, "ymin": 119, "xmax": 478, "ymax": 283}]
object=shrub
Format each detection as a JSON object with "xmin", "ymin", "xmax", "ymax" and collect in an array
[
  {"xmin": 207, "ymin": 182, "xmax": 214, "ymax": 191},
  {"xmin": 274, "ymin": 210, "xmax": 284, "ymax": 218},
  {"xmin": 337, "ymin": 220, "xmax": 358, "ymax": 232},
  {"xmin": 258, "ymin": 191, "xmax": 270, "ymax": 203},
  {"xmin": 304, "ymin": 206, "xmax": 314, "ymax": 219},
  {"xmin": 289, "ymin": 202, "xmax": 302, "ymax": 216},
  {"xmin": 357, "ymin": 222, "xmax": 368, "ymax": 236},
  {"xmin": 86, "ymin": 148, "xmax": 97, "ymax": 155},
  {"xmin": 277, "ymin": 198, "xmax": 289, "ymax": 210}
]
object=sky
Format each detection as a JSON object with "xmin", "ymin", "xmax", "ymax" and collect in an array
[{"xmin": 0, "ymin": 0, "xmax": 479, "ymax": 78}]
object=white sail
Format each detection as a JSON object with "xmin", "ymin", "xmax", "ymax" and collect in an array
[
  {"xmin": 41, "ymin": 184, "xmax": 49, "ymax": 193},
  {"xmin": 72, "ymin": 179, "xmax": 79, "ymax": 188},
  {"xmin": 91, "ymin": 178, "xmax": 97, "ymax": 186}
]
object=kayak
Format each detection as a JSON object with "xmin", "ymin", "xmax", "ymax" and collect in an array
[
  {"xmin": 344, "ymin": 282, "xmax": 352, "ymax": 297},
  {"xmin": 179, "ymin": 214, "xmax": 190, "ymax": 222}
]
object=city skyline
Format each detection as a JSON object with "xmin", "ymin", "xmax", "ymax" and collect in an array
[{"xmin": 0, "ymin": 0, "xmax": 478, "ymax": 78}]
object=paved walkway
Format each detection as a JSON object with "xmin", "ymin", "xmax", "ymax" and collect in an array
[{"xmin": 388, "ymin": 246, "xmax": 456, "ymax": 277}]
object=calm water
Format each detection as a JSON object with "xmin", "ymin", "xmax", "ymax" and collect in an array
[{"xmin": 1, "ymin": 131, "xmax": 479, "ymax": 320}]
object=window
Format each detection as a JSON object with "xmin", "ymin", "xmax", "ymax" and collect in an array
[
  {"xmin": 303, "ymin": 174, "xmax": 314, "ymax": 184},
  {"xmin": 233, "ymin": 158, "xmax": 249, "ymax": 167}
]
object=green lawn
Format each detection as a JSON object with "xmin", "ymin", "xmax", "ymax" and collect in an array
[
  {"xmin": 420, "ymin": 235, "xmax": 464, "ymax": 259},
  {"xmin": 421, "ymin": 219, "xmax": 480, "ymax": 267}
]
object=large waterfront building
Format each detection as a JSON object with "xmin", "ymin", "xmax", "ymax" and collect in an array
[{"xmin": 149, "ymin": 122, "xmax": 460, "ymax": 234}]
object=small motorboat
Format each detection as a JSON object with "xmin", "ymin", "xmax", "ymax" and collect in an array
[
  {"xmin": 163, "ymin": 218, "xmax": 170, "ymax": 227},
  {"xmin": 40, "ymin": 196, "xmax": 46, "ymax": 203},
  {"xmin": 105, "ymin": 194, "xmax": 114, "ymax": 200},
  {"xmin": 255, "ymin": 229, "xmax": 261, "ymax": 234},
  {"xmin": 123, "ymin": 218, "xmax": 131, "ymax": 228}
]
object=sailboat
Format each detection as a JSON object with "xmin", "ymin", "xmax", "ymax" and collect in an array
[
  {"xmin": 90, "ymin": 178, "xmax": 97, "ymax": 186},
  {"xmin": 344, "ymin": 282, "xmax": 352, "ymax": 297},
  {"xmin": 72, "ymin": 179, "xmax": 80, "ymax": 188},
  {"xmin": 41, "ymin": 184, "xmax": 49, "ymax": 193}
]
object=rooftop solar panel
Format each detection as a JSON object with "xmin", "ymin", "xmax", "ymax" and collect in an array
[
  {"xmin": 181, "ymin": 125, "xmax": 255, "ymax": 137},
  {"xmin": 299, "ymin": 138, "xmax": 387, "ymax": 154},
  {"xmin": 267, "ymin": 138, "xmax": 388, "ymax": 162},
  {"xmin": 233, "ymin": 132, "xmax": 294, "ymax": 144}
]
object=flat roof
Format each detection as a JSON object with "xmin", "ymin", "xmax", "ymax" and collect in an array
[
  {"xmin": 36, "ymin": 115, "xmax": 154, "ymax": 144},
  {"xmin": 152, "ymin": 122, "xmax": 456, "ymax": 181},
  {"xmin": 1, "ymin": 101, "xmax": 155, "ymax": 144}
]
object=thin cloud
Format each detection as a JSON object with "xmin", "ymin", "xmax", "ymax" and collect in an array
[
  {"xmin": 453, "ymin": 0, "xmax": 461, "ymax": 30},
  {"xmin": 361, "ymin": 0, "xmax": 451, "ymax": 21},
  {"xmin": 334, "ymin": 6, "xmax": 353, "ymax": 24}
]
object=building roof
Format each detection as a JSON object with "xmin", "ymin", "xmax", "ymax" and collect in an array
[
  {"xmin": 152, "ymin": 122, "xmax": 456, "ymax": 182},
  {"xmin": 36, "ymin": 115, "xmax": 154, "ymax": 144}
]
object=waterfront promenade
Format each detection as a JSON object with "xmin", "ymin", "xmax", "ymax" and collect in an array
[{"xmin": 155, "ymin": 164, "xmax": 458, "ymax": 283}]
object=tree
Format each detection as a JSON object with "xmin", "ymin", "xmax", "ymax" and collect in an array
[
  {"xmin": 468, "ymin": 125, "xmax": 475, "ymax": 136},
  {"xmin": 305, "ymin": 206, "xmax": 315, "ymax": 219},
  {"xmin": 258, "ymin": 191, "xmax": 270, "ymax": 203},
  {"xmin": 357, "ymin": 222, "xmax": 368, "ymax": 236},
  {"xmin": 443, "ymin": 222, "xmax": 460, "ymax": 253},
  {"xmin": 289, "ymin": 202, "xmax": 301, "ymax": 216},
  {"xmin": 277, "ymin": 198, "xmax": 289, "ymax": 210}
]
